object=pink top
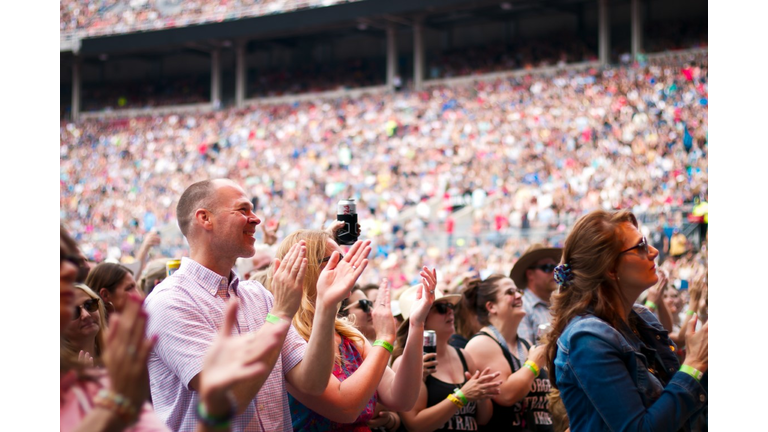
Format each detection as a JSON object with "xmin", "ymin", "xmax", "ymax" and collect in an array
[{"xmin": 60, "ymin": 370, "xmax": 168, "ymax": 432}]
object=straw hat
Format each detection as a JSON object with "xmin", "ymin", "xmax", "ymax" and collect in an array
[
  {"xmin": 397, "ymin": 283, "xmax": 461, "ymax": 321},
  {"xmin": 509, "ymin": 243, "xmax": 563, "ymax": 289}
]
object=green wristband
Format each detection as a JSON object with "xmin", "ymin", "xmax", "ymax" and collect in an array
[
  {"xmin": 644, "ymin": 301, "xmax": 657, "ymax": 310},
  {"xmin": 453, "ymin": 389, "xmax": 469, "ymax": 405},
  {"xmin": 373, "ymin": 340, "xmax": 394, "ymax": 354},
  {"xmin": 679, "ymin": 364, "xmax": 703, "ymax": 381},
  {"xmin": 524, "ymin": 363, "xmax": 539, "ymax": 378},
  {"xmin": 266, "ymin": 313, "xmax": 284, "ymax": 324},
  {"xmin": 686, "ymin": 310, "xmax": 695, "ymax": 316}
]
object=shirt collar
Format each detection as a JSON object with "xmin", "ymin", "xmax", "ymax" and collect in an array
[
  {"xmin": 523, "ymin": 288, "xmax": 550, "ymax": 307},
  {"xmin": 178, "ymin": 257, "xmax": 240, "ymax": 297}
]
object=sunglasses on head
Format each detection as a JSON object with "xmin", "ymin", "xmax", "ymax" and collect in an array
[
  {"xmin": 73, "ymin": 298, "xmax": 100, "ymax": 320},
  {"xmin": 619, "ymin": 236, "xmax": 649, "ymax": 257},
  {"xmin": 344, "ymin": 299, "xmax": 373, "ymax": 313},
  {"xmin": 431, "ymin": 302, "xmax": 455, "ymax": 315},
  {"xmin": 531, "ymin": 263, "xmax": 557, "ymax": 273}
]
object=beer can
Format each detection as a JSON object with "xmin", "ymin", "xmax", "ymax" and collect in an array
[
  {"xmin": 423, "ymin": 330, "xmax": 437, "ymax": 355},
  {"xmin": 336, "ymin": 198, "xmax": 358, "ymax": 245},
  {"xmin": 166, "ymin": 259, "xmax": 181, "ymax": 277}
]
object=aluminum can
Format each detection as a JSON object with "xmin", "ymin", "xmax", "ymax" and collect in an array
[
  {"xmin": 166, "ymin": 259, "xmax": 181, "ymax": 277},
  {"xmin": 423, "ymin": 330, "xmax": 437, "ymax": 355},
  {"xmin": 336, "ymin": 198, "xmax": 358, "ymax": 245}
]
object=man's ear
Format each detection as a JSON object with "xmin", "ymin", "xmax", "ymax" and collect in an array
[{"xmin": 195, "ymin": 208, "xmax": 214, "ymax": 230}]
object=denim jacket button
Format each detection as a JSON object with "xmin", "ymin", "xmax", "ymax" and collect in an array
[
  {"xmin": 699, "ymin": 394, "xmax": 706, "ymax": 402},
  {"xmin": 656, "ymin": 335, "xmax": 661, "ymax": 340}
]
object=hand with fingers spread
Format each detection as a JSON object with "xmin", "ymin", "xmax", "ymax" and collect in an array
[
  {"xmin": 78, "ymin": 350, "xmax": 94, "ymax": 368},
  {"xmin": 270, "ymin": 241, "xmax": 308, "ymax": 320},
  {"xmin": 682, "ymin": 316, "xmax": 708, "ymax": 373},
  {"xmin": 646, "ymin": 270, "xmax": 667, "ymax": 307},
  {"xmin": 261, "ymin": 220, "xmax": 280, "ymax": 246},
  {"xmin": 316, "ymin": 240, "xmax": 371, "ymax": 307},
  {"xmin": 461, "ymin": 368, "xmax": 503, "ymax": 402},
  {"xmin": 407, "ymin": 267, "xmax": 438, "ymax": 326},
  {"xmin": 101, "ymin": 293, "xmax": 156, "ymax": 424},
  {"xmin": 198, "ymin": 299, "xmax": 289, "ymax": 417},
  {"xmin": 371, "ymin": 278, "xmax": 396, "ymax": 344}
]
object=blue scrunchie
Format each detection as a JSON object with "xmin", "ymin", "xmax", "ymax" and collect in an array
[{"xmin": 554, "ymin": 263, "xmax": 573, "ymax": 287}]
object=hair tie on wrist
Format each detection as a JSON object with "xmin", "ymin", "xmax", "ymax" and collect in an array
[{"xmin": 554, "ymin": 263, "xmax": 573, "ymax": 288}]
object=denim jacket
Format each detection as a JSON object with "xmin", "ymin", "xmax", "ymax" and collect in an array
[{"xmin": 554, "ymin": 305, "xmax": 707, "ymax": 432}]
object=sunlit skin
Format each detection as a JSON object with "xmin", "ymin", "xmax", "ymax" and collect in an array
[
  {"xmin": 345, "ymin": 290, "xmax": 375, "ymax": 341},
  {"xmin": 106, "ymin": 272, "xmax": 140, "ymax": 313},
  {"xmin": 614, "ymin": 222, "xmax": 660, "ymax": 320}
]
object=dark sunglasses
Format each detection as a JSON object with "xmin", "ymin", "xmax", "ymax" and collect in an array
[
  {"xmin": 321, "ymin": 253, "xmax": 344, "ymax": 264},
  {"xmin": 432, "ymin": 302, "xmax": 455, "ymax": 315},
  {"xmin": 73, "ymin": 298, "xmax": 100, "ymax": 320},
  {"xmin": 344, "ymin": 299, "xmax": 373, "ymax": 313},
  {"xmin": 61, "ymin": 253, "xmax": 83, "ymax": 268},
  {"xmin": 531, "ymin": 263, "xmax": 557, "ymax": 273},
  {"xmin": 619, "ymin": 236, "xmax": 649, "ymax": 257}
]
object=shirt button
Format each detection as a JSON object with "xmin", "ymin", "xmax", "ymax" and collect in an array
[{"xmin": 699, "ymin": 394, "xmax": 706, "ymax": 402}]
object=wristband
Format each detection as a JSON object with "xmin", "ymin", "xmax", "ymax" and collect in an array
[
  {"xmin": 373, "ymin": 340, "xmax": 394, "ymax": 354},
  {"xmin": 93, "ymin": 389, "xmax": 138, "ymax": 425},
  {"xmin": 686, "ymin": 310, "xmax": 695, "ymax": 316},
  {"xmin": 446, "ymin": 393, "xmax": 465, "ymax": 408},
  {"xmin": 679, "ymin": 364, "xmax": 703, "ymax": 381},
  {"xmin": 266, "ymin": 313, "xmax": 284, "ymax": 324},
  {"xmin": 524, "ymin": 360, "xmax": 540, "ymax": 378},
  {"xmin": 644, "ymin": 300, "xmax": 657, "ymax": 310},
  {"xmin": 196, "ymin": 391, "xmax": 237, "ymax": 429},
  {"xmin": 453, "ymin": 389, "xmax": 469, "ymax": 406}
]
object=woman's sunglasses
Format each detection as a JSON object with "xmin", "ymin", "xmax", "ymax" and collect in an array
[
  {"xmin": 73, "ymin": 298, "xmax": 100, "ymax": 320},
  {"xmin": 531, "ymin": 264, "xmax": 557, "ymax": 273},
  {"xmin": 619, "ymin": 236, "xmax": 649, "ymax": 257},
  {"xmin": 432, "ymin": 302, "xmax": 455, "ymax": 315},
  {"xmin": 343, "ymin": 299, "xmax": 373, "ymax": 314}
]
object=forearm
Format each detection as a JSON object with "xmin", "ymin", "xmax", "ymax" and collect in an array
[
  {"xmin": 400, "ymin": 398, "xmax": 461, "ymax": 432},
  {"xmin": 477, "ymin": 398, "xmax": 493, "ymax": 425},
  {"xmin": 381, "ymin": 321, "xmax": 424, "ymax": 411},
  {"xmin": 656, "ymin": 301, "xmax": 674, "ymax": 333},
  {"xmin": 287, "ymin": 302, "xmax": 336, "ymax": 395},
  {"xmin": 495, "ymin": 369, "xmax": 536, "ymax": 406},
  {"xmin": 70, "ymin": 407, "xmax": 128, "ymax": 432}
]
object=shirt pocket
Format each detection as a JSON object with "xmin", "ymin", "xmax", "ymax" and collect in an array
[{"xmin": 630, "ymin": 350, "xmax": 664, "ymax": 405}]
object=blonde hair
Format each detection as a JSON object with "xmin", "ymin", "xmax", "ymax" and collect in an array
[
  {"xmin": 267, "ymin": 230, "xmax": 365, "ymax": 362},
  {"xmin": 61, "ymin": 284, "xmax": 109, "ymax": 366}
]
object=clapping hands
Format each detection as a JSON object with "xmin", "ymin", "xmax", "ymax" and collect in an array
[
  {"xmin": 316, "ymin": 240, "xmax": 371, "ymax": 308},
  {"xmin": 405, "ymin": 267, "xmax": 437, "ymax": 326}
]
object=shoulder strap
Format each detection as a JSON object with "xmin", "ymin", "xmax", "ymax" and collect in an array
[
  {"xmin": 454, "ymin": 346, "xmax": 469, "ymax": 373},
  {"xmin": 519, "ymin": 337, "xmax": 532, "ymax": 350},
  {"xmin": 472, "ymin": 331, "xmax": 519, "ymax": 371}
]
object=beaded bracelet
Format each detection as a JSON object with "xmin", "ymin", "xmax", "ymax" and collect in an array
[
  {"xmin": 679, "ymin": 364, "xmax": 703, "ymax": 381},
  {"xmin": 373, "ymin": 340, "xmax": 394, "ymax": 354},
  {"xmin": 644, "ymin": 300, "xmax": 657, "ymax": 310},
  {"xmin": 524, "ymin": 360, "xmax": 540, "ymax": 378},
  {"xmin": 93, "ymin": 389, "xmax": 138, "ymax": 425},
  {"xmin": 453, "ymin": 389, "xmax": 469, "ymax": 406},
  {"xmin": 446, "ymin": 393, "xmax": 464, "ymax": 408}
]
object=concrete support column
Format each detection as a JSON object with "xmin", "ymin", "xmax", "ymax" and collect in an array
[
  {"xmin": 235, "ymin": 42, "xmax": 246, "ymax": 108},
  {"xmin": 413, "ymin": 19, "xmax": 424, "ymax": 91},
  {"xmin": 72, "ymin": 57, "xmax": 81, "ymax": 122},
  {"xmin": 598, "ymin": 0, "xmax": 610, "ymax": 66},
  {"xmin": 211, "ymin": 49, "xmax": 221, "ymax": 108},
  {"xmin": 631, "ymin": 0, "xmax": 643, "ymax": 60},
  {"xmin": 386, "ymin": 24, "xmax": 398, "ymax": 90}
]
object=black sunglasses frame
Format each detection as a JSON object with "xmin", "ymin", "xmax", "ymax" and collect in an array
[
  {"xmin": 344, "ymin": 298, "xmax": 373, "ymax": 314},
  {"xmin": 619, "ymin": 236, "xmax": 649, "ymax": 256},
  {"xmin": 432, "ymin": 302, "xmax": 455, "ymax": 315},
  {"xmin": 531, "ymin": 263, "xmax": 557, "ymax": 273},
  {"xmin": 73, "ymin": 298, "xmax": 101, "ymax": 320}
]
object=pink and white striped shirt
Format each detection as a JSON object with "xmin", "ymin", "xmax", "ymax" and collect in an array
[{"xmin": 145, "ymin": 257, "xmax": 306, "ymax": 432}]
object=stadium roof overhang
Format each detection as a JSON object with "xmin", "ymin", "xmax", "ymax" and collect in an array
[{"xmin": 70, "ymin": 0, "xmax": 594, "ymax": 56}]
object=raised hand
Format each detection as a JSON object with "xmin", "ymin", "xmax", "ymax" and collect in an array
[
  {"xmin": 371, "ymin": 278, "xmax": 396, "ymax": 343},
  {"xmin": 261, "ymin": 220, "xmax": 280, "ymax": 246},
  {"xmin": 270, "ymin": 241, "xmax": 308, "ymax": 319},
  {"xmin": 683, "ymin": 315, "xmax": 708, "ymax": 373},
  {"xmin": 407, "ymin": 267, "xmax": 437, "ymax": 326},
  {"xmin": 78, "ymin": 350, "xmax": 94, "ymax": 368},
  {"xmin": 646, "ymin": 270, "xmax": 667, "ymax": 306},
  {"xmin": 198, "ymin": 299, "xmax": 288, "ymax": 415},
  {"xmin": 527, "ymin": 344, "xmax": 547, "ymax": 370},
  {"xmin": 461, "ymin": 368, "xmax": 502, "ymax": 402},
  {"xmin": 324, "ymin": 220, "xmax": 362, "ymax": 244},
  {"xmin": 102, "ymin": 293, "xmax": 156, "ymax": 423},
  {"xmin": 316, "ymin": 240, "xmax": 371, "ymax": 307},
  {"xmin": 422, "ymin": 353, "xmax": 437, "ymax": 381}
]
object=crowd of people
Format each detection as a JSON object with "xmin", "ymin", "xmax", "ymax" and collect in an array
[
  {"xmin": 60, "ymin": 51, "xmax": 707, "ymax": 293},
  {"xmin": 60, "ymin": 0, "xmax": 361, "ymax": 36},
  {"xmin": 60, "ymin": 177, "xmax": 708, "ymax": 431}
]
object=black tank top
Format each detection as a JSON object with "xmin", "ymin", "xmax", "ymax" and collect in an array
[
  {"xmin": 424, "ymin": 346, "xmax": 480, "ymax": 431},
  {"xmin": 471, "ymin": 332, "xmax": 554, "ymax": 432}
]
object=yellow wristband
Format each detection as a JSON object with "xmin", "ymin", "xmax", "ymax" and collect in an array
[
  {"xmin": 446, "ymin": 394, "xmax": 464, "ymax": 408},
  {"xmin": 524, "ymin": 360, "xmax": 540, "ymax": 377},
  {"xmin": 373, "ymin": 340, "xmax": 394, "ymax": 354}
]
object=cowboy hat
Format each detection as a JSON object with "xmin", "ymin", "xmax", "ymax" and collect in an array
[
  {"xmin": 510, "ymin": 243, "xmax": 563, "ymax": 289},
  {"xmin": 397, "ymin": 283, "xmax": 461, "ymax": 321}
]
